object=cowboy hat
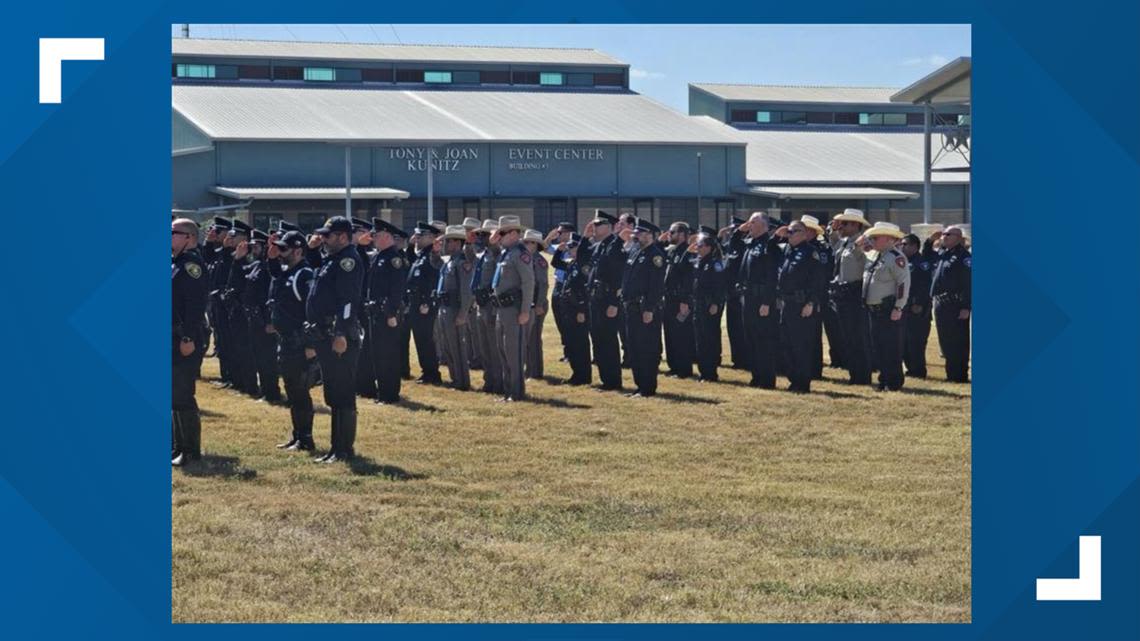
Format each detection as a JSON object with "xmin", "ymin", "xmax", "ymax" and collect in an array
[
  {"xmin": 864, "ymin": 221, "xmax": 905, "ymax": 240},
  {"xmin": 833, "ymin": 208, "xmax": 870, "ymax": 227}
]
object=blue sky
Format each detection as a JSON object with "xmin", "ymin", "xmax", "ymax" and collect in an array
[{"xmin": 171, "ymin": 24, "xmax": 971, "ymax": 111}]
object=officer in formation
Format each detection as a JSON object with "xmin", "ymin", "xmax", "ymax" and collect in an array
[
  {"xmin": 661, "ymin": 222, "xmax": 695, "ymax": 379},
  {"xmin": 460, "ymin": 217, "xmax": 484, "ymax": 371},
  {"xmin": 172, "ymin": 218, "xmax": 208, "ymax": 466},
  {"xmin": 470, "ymin": 218, "xmax": 503, "ymax": 394},
  {"xmin": 436, "ymin": 225, "xmax": 475, "ymax": 391},
  {"xmin": 242, "ymin": 229, "xmax": 283, "ymax": 403},
  {"xmin": 202, "ymin": 217, "xmax": 233, "ymax": 387},
  {"xmin": 406, "ymin": 222, "xmax": 443, "ymax": 385},
  {"xmin": 900, "ymin": 233, "xmax": 933, "ymax": 378},
  {"xmin": 363, "ymin": 219, "xmax": 410, "ymax": 404},
  {"xmin": 719, "ymin": 217, "xmax": 750, "ymax": 370},
  {"xmin": 690, "ymin": 228, "xmax": 727, "ymax": 382},
  {"xmin": 925, "ymin": 226, "xmax": 972, "ymax": 383},
  {"xmin": 803, "ymin": 215, "xmax": 835, "ymax": 379},
  {"xmin": 775, "ymin": 220, "xmax": 824, "ymax": 393},
  {"xmin": 490, "ymin": 216, "xmax": 535, "ymax": 401},
  {"xmin": 545, "ymin": 223, "xmax": 577, "ymax": 363},
  {"xmin": 267, "ymin": 230, "xmax": 316, "ymax": 451},
  {"xmin": 828, "ymin": 208, "xmax": 873, "ymax": 385},
  {"xmin": 585, "ymin": 211, "xmax": 626, "ymax": 390},
  {"xmin": 224, "ymin": 220, "xmax": 258, "ymax": 395},
  {"xmin": 620, "ymin": 219, "xmax": 667, "ymax": 397},
  {"xmin": 859, "ymin": 222, "xmax": 912, "ymax": 391},
  {"xmin": 735, "ymin": 212, "xmax": 782, "ymax": 389},
  {"xmin": 550, "ymin": 233, "xmax": 592, "ymax": 385},
  {"xmin": 352, "ymin": 218, "xmax": 378, "ymax": 398},
  {"xmin": 522, "ymin": 229, "xmax": 550, "ymax": 380}
]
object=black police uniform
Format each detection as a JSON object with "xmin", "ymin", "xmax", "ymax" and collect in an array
[
  {"xmin": 692, "ymin": 252, "xmax": 727, "ymax": 381},
  {"xmin": 586, "ymin": 234, "xmax": 627, "ymax": 390},
  {"xmin": 206, "ymin": 242, "xmax": 233, "ymax": 385},
  {"xmin": 830, "ymin": 236, "xmax": 872, "ymax": 385},
  {"xmin": 400, "ymin": 243, "xmax": 417, "ymax": 379},
  {"xmin": 243, "ymin": 254, "xmax": 283, "ymax": 401},
  {"xmin": 270, "ymin": 259, "xmax": 316, "ymax": 449},
  {"xmin": 355, "ymin": 243, "xmax": 379, "ymax": 397},
  {"xmin": 903, "ymin": 252, "xmax": 934, "ymax": 378},
  {"xmin": 662, "ymin": 242, "xmax": 696, "ymax": 378},
  {"xmin": 722, "ymin": 227, "xmax": 750, "ymax": 369},
  {"xmin": 366, "ymin": 246, "xmax": 411, "ymax": 403},
  {"xmin": 926, "ymin": 240, "xmax": 972, "ymax": 382},
  {"xmin": 555, "ymin": 249, "xmax": 592, "ymax": 385},
  {"xmin": 737, "ymin": 232, "xmax": 782, "ymax": 388},
  {"xmin": 549, "ymin": 244, "xmax": 570, "ymax": 361},
  {"xmin": 620, "ymin": 241, "xmax": 666, "ymax": 396},
  {"xmin": 226, "ymin": 254, "xmax": 259, "ymax": 395},
  {"xmin": 777, "ymin": 242, "xmax": 824, "ymax": 393},
  {"xmin": 305, "ymin": 242, "xmax": 364, "ymax": 462},
  {"xmin": 812, "ymin": 239, "xmax": 837, "ymax": 378},
  {"xmin": 173, "ymin": 248, "xmax": 208, "ymax": 462},
  {"xmin": 405, "ymin": 246, "xmax": 442, "ymax": 384}
]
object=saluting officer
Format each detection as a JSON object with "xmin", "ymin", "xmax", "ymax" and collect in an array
[
  {"xmin": 925, "ymin": 226, "xmax": 972, "ymax": 383},
  {"xmin": 861, "ymin": 222, "xmax": 911, "ymax": 391},
  {"xmin": 405, "ymin": 222, "xmax": 443, "ymax": 385},
  {"xmin": 585, "ymin": 211, "xmax": 626, "ymax": 391},
  {"xmin": 365, "ymin": 219, "xmax": 410, "ymax": 404},
  {"xmin": 801, "ymin": 215, "xmax": 834, "ymax": 379},
  {"xmin": 776, "ymin": 221, "xmax": 824, "ymax": 393},
  {"xmin": 490, "ymin": 216, "xmax": 535, "ymax": 402},
  {"xmin": 900, "ymin": 233, "xmax": 933, "ymax": 378},
  {"xmin": 470, "ymin": 219, "xmax": 503, "ymax": 394},
  {"xmin": 436, "ymin": 225, "xmax": 475, "ymax": 391},
  {"xmin": 661, "ymin": 221, "xmax": 695, "ymax": 379},
  {"xmin": 692, "ymin": 227, "xmax": 727, "ymax": 382},
  {"xmin": 394, "ymin": 229, "xmax": 414, "ymax": 380},
  {"xmin": 736, "ymin": 213, "xmax": 782, "ymax": 389},
  {"xmin": 225, "ymin": 220, "xmax": 258, "ymax": 395},
  {"xmin": 828, "ymin": 208, "xmax": 873, "ymax": 385},
  {"xmin": 352, "ymin": 218, "xmax": 379, "ymax": 398},
  {"xmin": 461, "ymin": 217, "xmax": 483, "ymax": 371},
  {"xmin": 620, "ymin": 219, "xmax": 666, "ymax": 398},
  {"xmin": 305, "ymin": 217, "xmax": 364, "ymax": 464},
  {"xmin": 243, "ymin": 229, "xmax": 283, "ymax": 403},
  {"xmin": 268, "ymin": 231, "xmax": 317, "ymax": 451},
  {"xmin": 720, "ymin": 217, "xmax": 750, "ymax": 370},
  {"xmin": 546, "ymin": 222, "xmax": 577, "ymax": 362},
  {"xmin": 204, "ymin": 217, "xmax": 234, "ymax": 388},
  {"xmin": 553, "ymin": 234, "xmax": 592, "ymax": 385},
  {"xmin": 172, "ymin": 218, "xmax": 208, "ymax": 466},
  {"xmin": 523, "ymin": 229, "xmax": 550, "ymax": 380}
]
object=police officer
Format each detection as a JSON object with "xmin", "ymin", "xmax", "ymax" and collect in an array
[
  {"xmin": 172, "ymin": 218, "xmax": 208, "ymax": 466},
  {"xmin": 204, "ymin": 217, "xmax": 233, "ymax": 388},
  {"xmin": 352, "ymin": 218, "xmax": 378, "ymax": 398},
  {"xmin": 801, "ymin": 215, "xmax": 834, "ymax": 379},
  {"xmin": 691, "ymin": 228, "xmax": 727, "ymax": 382},
  {"xmin": 776, "ymin": 221, "xmax": 824, "ymax": 393},
  {"xmin": 305, "ymin": 216, "xmax": 364, "ymax": 464},
  {"xmin": 736, "ymin": 213, "xmax": 782, "ymax": 389},
  {"xmin": 720, "ymin": 217, "xmax": 750, "ymax": 370},
  {"xmin": 470, "ymin": 219, "xmax": 503, "ymax": 394},
  {"xmin": 436, "ymin": 225, "xmax": 475, "ymax": 391},
  {"xmin": 926, "ymin": 226, "xmax": 972, "ymax": 383},
  {"xmin": 619, "ymin": 219, "xmax": 666, "ymax": 398},
  {"xmin": 364, "ymin": 219, "xmax": 410, "ymax": 404},
  {"xmin": 405, "ymin": 222, "xmax": 443, "ymax": 385},
  {"xmin": 900, "ymin": 233, "xmax": 933, "ymax": 378},
  {"xmin": 490, "ymin": 216, "xmax": 535, "ymax": 401},
  {"xmin": 268, "ymin": 231, "xmax": 317, "ymax": 451},
  {"xmin": 394, "ymin": 229, "xmax": 414, "ymax": 379},
  {"xmin": 861, "ymin": 222, "xmax": 911, "ymax": 391},
  {"xmin": 661, "ymin": 221, "xmax": 695, "ymax": 379},
  {"xmin": 226, "ymin": 219, "xmax": 258, "ymax": 395},
  {"xmin": 546, "ymin": 222, "xmax": 577, "ymax": 362},
  {"xmin": 523, "ymin": 229, "xmax": 550, "ymax": 380},
  {"xmin": 242, "ymin": 229, "xmax": 283, "ymax": 402},
  {"xmin": 553, "ymin": 233, "xmax": 592, "ymax": 385},
  {"xmin": 585, "ymin": 211, "xmax": 626, "ymax": 390},
  {"xmin": 461, "ymin": 217, "xmax": 483, "ymax": 371},
  {"xmin": 828, "ymin": 208, "xmax": 873, "ymax": 385}
]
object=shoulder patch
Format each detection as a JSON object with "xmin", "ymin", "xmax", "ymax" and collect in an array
[
  {"xmin": 536, "ymin": 256, "xmax": 548, "ymax": 268},
  {"xmin": 896, "ymin": 256, "xmax": 906, "ymax": 268},
  {"xmin": 519, "ymin": 251, "xmax": 531, "ymax": 265},
  {"xmin": 811, "ymin": 250, "xmax": 819, "ymax": 261},
  {"xmin": 185, "ymin": 262, "xmax": 202, "ymax": 279},
  {"xmin": 963, "ymin": 257, "xmax": 971, "ymax": 268},
  {"xmin": 339, "ymin": 257, "xmax": 356, "ymax": 272},
  {"xmin": 462, "ymin": 261, "xmax": 473, "ymax": 273},
  {"xmin": 652, "ymin": 254, "xmax": 664, "ymax": 268},
  {"xmin": 391, "ymin": 256, "xmax": 405, "ymax": 270}
]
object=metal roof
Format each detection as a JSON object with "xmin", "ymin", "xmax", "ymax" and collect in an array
[
  {"xmin": 736, "ymin": 185, "xmax": 920, "ymax": 200},
  {"xmin": 172, "ymin": 84, "xmax": 745, "ymax": 146},
  {"xmin": 691, "ymin": 83, "xmax": 900, "ymax": 104},
  {"xmin": 735, "ymin": 128, "xmax": 969, "ymax": 185},
  {"xmin": 892, "ymin": 57, "xmax": 971, "ymax": 105},
  {"xmin": 211, "ymin": 186, "xmax": 410, "ymax": 200},
  {"xmin": 172, "ymin": 38, "xmax": 625, "ymax": 67}
]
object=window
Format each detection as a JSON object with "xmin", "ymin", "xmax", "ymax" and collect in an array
[
  {"xmin": 658, "ymin": 198, "xmax": 698, "ymax": 229},
  {"xmin": 512, "ymin": 70, "xmax": 539, "ymax": 85},
  {"xmin": 594, "ymin": 72, "xmax": 624, "ymax": 87},
  {"xmin": 274, "ymin": 66, "xmax": 303, "ymax": 81},
  {"xmin": 860, "ymin": 112, "xmax": 907, "ymax": 126},
  {"xmin": 806, "ymin": 111, "xmax": 833, "ymax": 124},
  {"xmin": 175, "ymin": 64, "xmax": 215, "ymax": 79},
  {"xmin": 481, "ymin": 70, "xmax": 510, "ymax": 84},
  {"xmin": 566, "ymin": 72, "xmax": 593, "ymax": 86},
  {"xmin": 462, "ymin": 199, "xmax": 481, "ymax": 219},
  {"xmin": 780, "ymin": 111, "xmax": 808, "ymax": 124},
  {"xmin": 334, "ymin": 68, "xmax": 362, "ymax": 83},
  {"xmin": 957, "ymin": 114, "xmax": 971, "ymax": 126},
  {"xmin": 715, "ymin": 200, "xmax": 736, "ymax": 229},
  {"xmin": 883, "ymin": 113, "xmax": 907, "ymax": 126},
  {"xmin": 633, "ymin": 199, "xmax": 655, "ymax": 222},
  {"xmin": 362, "ymin": 68, "xmax": 394, "ymax": 82},
  {"xmin": 906, "ymin": 112, "xmax": 925, "ymax": 126},
  {"xmin": 297, "ymin": 213, "xmax": 327, "ymax": 233},
  {"xmin": 238, "ymin": 65, "xmax": 270, "ymax": 79},
  {"xmin": 303, "ymin": 67, "xmax": 335, "ymax": 82},
  {"xmin": 859, "ymin": 112, "xmax": 880, "ymax": 125},
  {"xmin": 396, "ymin": 68, "xmax": 425, "ymax": 83},
  {"xmin": 730, "ymin": 109, "xmax": 757, "ymax": 122},
  {"xmin": 756, "ymin": 111, "xmax": 772, "ymax": 123},
  {"xmin": 452, "ymin": 70, "xmax": 480, "ymax": 84},
  {"xmin": 424, "ymin": 71, "xmax": 453, "ymax": 84},
  {"xmin": 539, "ymin": 72, "xmax": 564, "ymax": 86},
  {"xmin": 835, "ymin": 112, "xmax": 859, "ymax": 125}
]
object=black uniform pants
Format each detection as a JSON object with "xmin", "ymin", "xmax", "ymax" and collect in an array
[
  {"xmin": 371, "ymin": 314, "xmax": 404, "ymax": 402},
  {"xmin": 726, "ymin": 294, "xmax": 749, "ymax": 369},
  {"xmin": 551, "ymin": 295, "xmax": 568, "ymax": 359},
  {"xmin": 903, "ymin": 304, "xmax": 931, "ymax": 377},
  {"xmin": 207, "ymin": 296, "xmax": 230, "ymax": 381},
  {"xmin": 173, "ymin": 336, "xmax": 204, "ymax": 456},
  {"xmin": 780, "ymin": 301, "xmax": 815, "ymax": 393},
  {"xmin": 399, "ymin": 313, "xmax": 412, "ymax": 378},
  {"xmin": 934, "ymin": 301, "xmax": 970, "ymax": 382},
  {"xmin": 356, "ymin": 320, "xmax": 377, "ymax": 397},
  {"xmin": 742, "ymin": 294, "xmax": 778, "ymax": 388},
  {"xmin": 248, "ymin": 314, "xmax": 281, "ymax": 400},
  {"xmin": 833, "ymin": 294, "xmax": 871, "ymax": 384},
  {"xmin": 315, "ymin": 334, "xmax": 361, "ymax": 410},
  {"xmin": 693, "ymin": 301, "xmax": 722, "ymax": 381},
  {"xmin": 409, "ymin": 303, "xmax": 441, "ymax": 381},
  {"xmin": 560, "ymin": 305, "xmax": 592, "ymax": 384},
  {"xmin": 625, "ymin": 303, "xmax": 662, "ymax": 396},
  {"xmin": 589, "ymin": 299, "xmax": 622, "ymax": 389},
  {"xmin": 278, "ymin": 343, "xmax": 314, "ymax": 444},
  {"xmin": 662, "ymin": 298, "xmax": 695, "ymax": 378},
  {"xmin": 868, "ymin": 307, "xmax": 905, "ymax": 390}
]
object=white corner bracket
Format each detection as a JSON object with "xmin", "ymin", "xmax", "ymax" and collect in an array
[
  {"xmin": 39, "ymin": 38, "xmax": 104, "ymax": 104},
  {"xmin": 1036, "ymin": 535, "xmax": 1101, "ymax": 601}
]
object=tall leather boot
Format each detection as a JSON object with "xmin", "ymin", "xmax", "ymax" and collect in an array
[
  {"xmin": 172, "ymin": 412, "xmax": 180, "ymax": 461},
  {"xmin": 181, "ymin": 409, "xmax": 202, "ymax": 461},
  {"xmin": 172, "ymin": 411, "xmax": 184, "ymax": 465},
  {"xmin": 286, "ymin": 403, "xmax": 315, "ymax": 451},
  {"xmin": 340, "ymin": 409, "xmax": 357, "ymax": 461},
  {"xmin": 316, "ymin": 408, "xmax": 337, "ymax": 462}
]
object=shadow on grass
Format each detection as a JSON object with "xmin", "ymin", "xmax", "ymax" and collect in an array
[
  {"xmin": 811, "ymin": 389, "xmax": 866, "ymax": 400},
  {"xmin": 198, "ymin": 408, "xmax": 226, "ymax": 418},
  {"xmin": 516, "ymin": 396, "xmax": 592, "ymax": 409},
  {"xmin": 348, "ymin": 456, "xmax": 429, "ymax": 480},
  {"xmin": 389, "ymin": 399, "xmax": 444, "ymax": 413},
  {"xmin": 896, "ymin": 386, "xmax": 971, "ymax": 399},
  {"xmin": 651, "ymin": 391, "xmax": 722, "ymax": 405},
  {"xmin": 180, "ymin": 455, "xmax": 257, "ymax": 480}
]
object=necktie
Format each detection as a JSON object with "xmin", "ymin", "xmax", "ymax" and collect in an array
[
  {"xmin": 435, "ymin": 262, "xmax": 447, "ymax": 294},
  {"xmin": 492, "ymin": 257, "xmax": 504, "ymax": 288},
  {"xmin": 471, "ymin": 255, "xmax": 484, "ymax": 294}
]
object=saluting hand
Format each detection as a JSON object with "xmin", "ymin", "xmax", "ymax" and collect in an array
[
  {"xmin": 307, "ymin": 234, "xmax": 323, "ymax": 249},
  {"xmin": 233, "ymin": 241, "xmax": 249, "ymax": 259},
  {"xmin": 267, "ymin": 243, "xmax": 280, "ymax": 259}
]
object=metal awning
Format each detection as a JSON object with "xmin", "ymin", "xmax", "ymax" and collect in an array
[
  {"xmin": 735, "ymin": 185, "xmax": 920, "ymax": 200},
  {"xmin": 891, "ymin": 57, "xmax": 971, "ymax": 105},
  {"xmin": 211, "ymin": 186, "xmax": 410, "ymax": 200}
]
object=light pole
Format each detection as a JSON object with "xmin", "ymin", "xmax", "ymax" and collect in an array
[{"xmin": 696, "ymin": 151, "xmax": 703, "ymax": 224}]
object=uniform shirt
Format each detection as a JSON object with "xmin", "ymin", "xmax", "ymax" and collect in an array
[
  {"xmin": 532, "ymin": 249, "xmax": 549, "ymax": 310},
  {"xmin": 470, "ymin": 245, "xmax": 501, "ymax": 296},
  {"xmin": 305, "ymin": 244, "xmax": 364, "ymax": 336},
  {"xmin": 173, "ymin": 249, "xmax": 208, "ymax": 340},
  {"xmin": 928, "ymin": 243, "xmax": 972, "ymax": 309},
  {"xmin": 862, "ymin": 248, "xmax": 911, "ymax": 309},
  {"xmin": 357, "ymin": 245, "xmax": 377, "ymax": 295},
  {"xmin": 241, "ymin": 257, "xmax": 272, "ymax": 318},
  {"xmin": 736, "ymin": 232, "xmax": 781, "ymax": 305},
  {"xmin": 585, "ymin": 234, "xmax": 626, "ymax": 306},
  {"xmin": 619, "ymin": 242, "xmax": 666, "ymax": 307},
  {"xmin": 550, "ymin": 247, "xmax": 569, "ymax": 296},
  {"xmin": 560, "ymin": 255, "xmax": 590, "ymax": 313},
  {"xmin": 663, "ymin": 243, "xmax": 695, "ymax": 301},
  {"xmin": 692, "ymin": 253, "xmax": 727, "ymax": 309},
  {"xmin": 207, "ymin": 248, "xmax": 232, "ymax": 296},
  {"xmin": 269, "ymin": 261, "xmax": 314, "ymax": 333},
  {"xmin": 831, "ymin": 234, "xmax": 867, "ymax": 284},
  {"xmin": 777, "ymin": 243, "xmax": 824, "ymax": 306},
  {"xmin": 227, "ymin": 254, "xmax": 255, "ymax": 300},
  {"xmin": 365, "ymin": 246, "xmax": 410, "ymax": 317},
  {"xmin": 438, "ymin": 250, "xmax": 474, "ymax": 314},
  {"xmin": 406, "ymin": 249, "xmax": 441, "ymax": 306},
  {"xmin": 721, "ymin": 229, "xmax": 747, "ymax": 289},
  {"xmin": 906, "ymin": 253, "xmax": 933, "ymax": 308},
  {"xmin": 492, "ymin": 243, "xmax": 536, "ymax": 309}
]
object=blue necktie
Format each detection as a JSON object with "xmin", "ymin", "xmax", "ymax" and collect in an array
[
  {"xmin": 492, "ymin": 259, "xmax": 504, "ymax": 288},
  {"xmin": 471, "ymin": 255, "xmax": 484, "ymax": 294},
  {"xmin": 435, "ymin": 262, "xmax": 447, "ymax": 294}
]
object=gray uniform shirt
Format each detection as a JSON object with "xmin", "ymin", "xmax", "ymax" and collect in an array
[
  {"xmin": 441, "ymin": 251, "xmax": 474, "ymax": 318},
  {"xmin": 832, "ymin": 234, "xmax": 867, "ymax": 284},
  {"xmin": 494, "ymin": 243, "xmax": 536, "ymax": 309},
  {"xmin": 862, "ymin": 248, "xmax": 911, "ymax": 309}
]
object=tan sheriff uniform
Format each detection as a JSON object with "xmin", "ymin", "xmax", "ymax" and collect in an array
[{"xmin": 493, "ymin": 238, "xmax": 536, "ymax": 400}]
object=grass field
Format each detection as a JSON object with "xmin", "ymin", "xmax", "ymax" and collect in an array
[{"xmin": 172, "ymin": 322, "xmax": 971, "ymax": 623}]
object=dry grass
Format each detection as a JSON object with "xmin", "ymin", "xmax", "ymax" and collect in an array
[{"xmin": 173, "ymin": 321, "xmax": 970, "ymax": 623}]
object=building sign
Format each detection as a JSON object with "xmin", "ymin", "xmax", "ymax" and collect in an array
[
  {"xmin": 507, "ymin": 146, "xmax": 606, "ymax": 171},
  {"xmin": 389, "ymin": 146, "xmax": 479, "ymax": 172}
]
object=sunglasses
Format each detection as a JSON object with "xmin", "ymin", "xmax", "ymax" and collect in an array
[{"xmin": 172, "ymin": 230, "xmax": 191, "ymax": 237}]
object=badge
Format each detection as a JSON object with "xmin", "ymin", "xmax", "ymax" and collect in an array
[
  {"xmin": 185, "ymin": 262, "xmax": 202, "ymax": 279},
  {"xmin": 896, "ymin": 256, "xmax": 906, "ymax": 268},
  {"xmin": 921, "ymin": 262, "xmax": 930, "ymax": 271},
  {"xmin": 520, "ymin": 251, "xmax": 531, "ymax": 265},
  {"xmin": 652, "ymin": 255, "xmax": 664, "ymax": 268},
  {"xmin": 339, "ymin": 257, "xmax": 356, "ymax": 272},
  {"xmin": 713, "ymin": 260, "xmax": 724, "ymax": 272},
  {"xmin": 392, "ymin": 256, "xmax": 404, "ymax": 269}
]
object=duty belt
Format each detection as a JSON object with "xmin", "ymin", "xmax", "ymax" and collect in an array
[
  {"xmin": 779, "ymin": 290, "xmax": 811, "ymax": 304},
  {"xmin": 491, "ymin": 289, "xmax": 521, "ymax": 308},
  {"xmin": 866, "ymin": 296, "xmax": 897, "ymax": 313},
  {"xmin": 473, "ymin": 287, "xmax": 493, "ymax": 306},
  {"xmin": 934, "ymin": 292, "xmax": 965, "ymax": 304}
]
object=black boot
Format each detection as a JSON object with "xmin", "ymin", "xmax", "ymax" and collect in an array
[
  {"xmin": 172, "ymin": 411, "xmax": 184, "ymax": 466},
  {"xmin": 315, "ymin": 409, "xmax": 337, "ymax": 462},
  {"xmin": 340, "ymin": 409, "xmax": 357, "ymax": 461},
  {"xmin": 181, "ymin": 409, "xmax": 202, "ymax": 462}
]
